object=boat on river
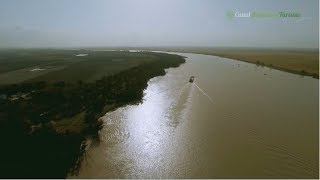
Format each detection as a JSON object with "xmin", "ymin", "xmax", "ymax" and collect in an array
[{"xmin": 189, "ymin": 76, "xmax": 195, "ymax": 83}]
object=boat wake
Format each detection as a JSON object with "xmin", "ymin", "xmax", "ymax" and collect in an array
[{"xmin": 193, "ymin": 83, "xmax": 216, "ymax": 104}]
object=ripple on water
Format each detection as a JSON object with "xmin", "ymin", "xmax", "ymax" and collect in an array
[
  {"xmin": 166, "ymin": 83, "xmax": 193, "ymax": 128},
  {"xmin": 100, "ymin": 112, "xmax": 130, "ymax": 145},
  {"xmin": 248, "ymin": 129, "xmax": 318, "ymax": 178}
]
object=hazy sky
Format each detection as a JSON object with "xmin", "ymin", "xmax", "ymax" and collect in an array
[{"xmin": 0, "ymin": 0, "xmax": 318, "ymax": 48}]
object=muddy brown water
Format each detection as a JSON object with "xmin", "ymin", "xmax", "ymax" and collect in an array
[{"xmin": 70, "ymin": 52, "xmax": 318, "ymax": 178}]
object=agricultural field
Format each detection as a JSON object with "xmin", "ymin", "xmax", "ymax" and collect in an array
[{"xmin": 0, "ymin": 49, "xmax": 156, "ymax": 84}]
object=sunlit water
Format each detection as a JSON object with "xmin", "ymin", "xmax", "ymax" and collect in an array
[{"xmin": 70, "ymin": 52, "xmax": 318, "ymax": 178}]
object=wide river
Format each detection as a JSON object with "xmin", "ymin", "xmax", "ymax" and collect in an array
[{"xmin": 71, "ymin": 52, "xmax": 318, "ymax": 178}]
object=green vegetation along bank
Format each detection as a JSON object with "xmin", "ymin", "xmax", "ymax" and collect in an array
[
  {"xmin": 0, "ymin": 50, "xmax": 185, "ymax": 178},
  {"xmin": 108, "ymin": 47, "xmax": 318, "ymax": 78}
]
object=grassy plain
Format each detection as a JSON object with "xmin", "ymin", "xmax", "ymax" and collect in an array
[
  {"xmin": 175, "ymin": 48, "xmax": 319, "ymax": 78},
  {"xmin": 0, "ymin": 50, "xmax": 156, "ymax": 84}
]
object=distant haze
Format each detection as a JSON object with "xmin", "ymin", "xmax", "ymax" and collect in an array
[{"xmin": 0, "ymin": 0, "xmax": 318, "ymax": 48}]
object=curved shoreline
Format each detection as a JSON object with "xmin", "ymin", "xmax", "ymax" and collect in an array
[
  {"xmin": 0, "ymin": 50, "xmax": 186, "ymax": 178},
  {"xmin": 96, "ymin": 48, "xmax": 318, "ymax": 79},
  {"xmin": 163, "ymin": 49, "xmax": 319, "ymax": 79}
]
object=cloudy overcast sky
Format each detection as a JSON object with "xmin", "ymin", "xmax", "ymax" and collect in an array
[{"xmin": 0, "ymin": 0, "xmax": 318, "ymax": 48}]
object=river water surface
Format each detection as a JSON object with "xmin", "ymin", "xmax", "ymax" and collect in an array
[{"xmin": 71, "ymin": 52, "xmax": 318, "ymax": 178}]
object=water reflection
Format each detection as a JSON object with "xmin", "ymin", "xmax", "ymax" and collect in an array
[{"xmin": 72, "ymin": 52, "xmax": 318, "ymax": 178}]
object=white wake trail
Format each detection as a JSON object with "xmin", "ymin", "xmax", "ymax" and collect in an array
[{"xmin": 194, "ymin": 83, "xmax": 216, "ymax": 104}]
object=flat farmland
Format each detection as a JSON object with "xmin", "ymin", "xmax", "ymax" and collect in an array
[{"xmin": 0, "ymin": 50, "xmax": 156, "ymax": 84}]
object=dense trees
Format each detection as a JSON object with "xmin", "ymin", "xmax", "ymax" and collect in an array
[{"xmin": 0, "ymin": 52, "xmax": 185, "ymax": 178}]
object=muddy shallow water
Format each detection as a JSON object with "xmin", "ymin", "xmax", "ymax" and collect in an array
[{"xmin": 71, "ymin": 52, "xmax": 318, "ymax": 178}]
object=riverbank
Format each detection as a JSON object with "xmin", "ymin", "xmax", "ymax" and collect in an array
[
  {"xmin": 72, "ymin": 51, "xmax": 318, "ymax": 179},
  {"xmin": 0, "ymin": 50, "xmax": 186, "ymax": 178},
  {"xmin": 164, "ymin": 48, "xmax": 319, "ymax": 78},
  {"xmin": 111, "ymin": 47, "xmax": 318, "ymax": 79}
]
